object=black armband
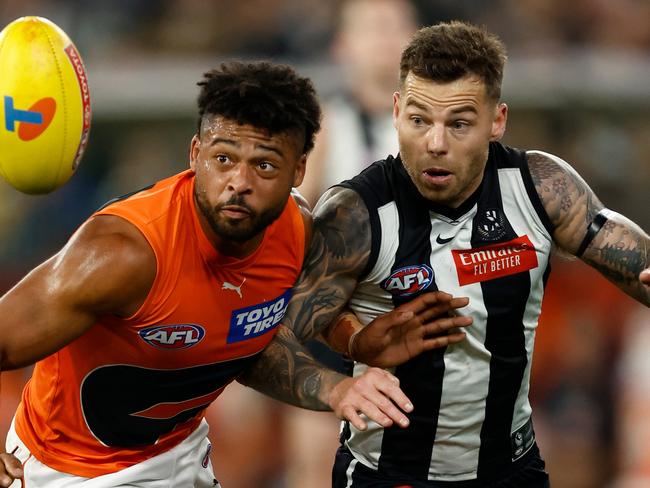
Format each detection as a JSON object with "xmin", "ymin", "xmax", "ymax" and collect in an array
[{"xmin": 576, "ymin": 211, "xmax": 609, "ymax": 257}]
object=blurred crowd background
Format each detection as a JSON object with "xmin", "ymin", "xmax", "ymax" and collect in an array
[{"xmin": 1, "ymin": 1, "xmax": 650, "ymax": 487}]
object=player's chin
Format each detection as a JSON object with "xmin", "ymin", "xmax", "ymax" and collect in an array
[
  {"xmin": 416, "ymin": 185, "xmax": 453, "ymax": 205},
  {"xmin": 218, "ymin": 220, "xmax": 260, "ymax": 242}
]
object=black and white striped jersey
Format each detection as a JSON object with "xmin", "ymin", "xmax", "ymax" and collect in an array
[{"xmin": 338, "ymin": 142, "xmax": 554, "ymax": 482}]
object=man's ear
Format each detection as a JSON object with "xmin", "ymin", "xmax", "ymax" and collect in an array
[
  {"xmin": 392, "ymin": 91, "xmax": 401, "ymax": 129},
  {"xmin": 189, "ymin": 134, "xmax": 200, "ymax": 171},
  {"xmin": 490, "ymin": 103, "xmax": 508, "ymax": 141},
  {"xmin": 293, "ymin": 154, "xmax": 307, "ymax": 187}
]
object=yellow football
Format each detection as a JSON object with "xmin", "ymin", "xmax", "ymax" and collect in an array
[{"xmin": 0, "ymin": 16, "xmax": 91, "ymax": 194}]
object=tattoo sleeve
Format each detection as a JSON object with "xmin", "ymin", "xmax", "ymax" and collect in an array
[
  {"xmin": 238, "ymin": 325, "xmax": 345, "ymax": 410},
  {"xmin": 238, "ymin": 188, "xmax": 372, "ymax": 408},
  {"xmin": 528, "ymin": 150, "xmax": 650, "ymax": 305},
  {"xmin": 282, "ymin": 186, "xmax": 372, "ymax": 341}
]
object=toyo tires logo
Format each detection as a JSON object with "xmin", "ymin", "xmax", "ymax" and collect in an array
[{"xmin": 227, "ymin": 289, "xmax": 292, "ymax": 343}]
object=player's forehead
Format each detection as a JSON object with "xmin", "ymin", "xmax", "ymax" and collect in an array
[
  {"xmin": 200, "ymin": 115, "xmax": 302, "ymax": 155},
  {"xmin": 401, "ymin": 72, "xmax": 488, "ymax": 112}
]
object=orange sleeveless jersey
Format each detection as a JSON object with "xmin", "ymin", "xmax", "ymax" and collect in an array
[{"xmin": 14, "ymin": 170, "xmax": 305, "ymax": 477}]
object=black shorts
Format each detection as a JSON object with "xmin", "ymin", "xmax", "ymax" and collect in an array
[{"xmin": 332, "ymin": 444, "xmax": 550, "ymax": 488}]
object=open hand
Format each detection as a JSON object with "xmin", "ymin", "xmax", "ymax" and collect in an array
[
  {"xmin": 0, "ymin": 451, "xmax": 22, "ymax": 487},
  {"xmin": 328, "ymin": 367, "xmax": 412, "ymax": 431},
  {"xmin": 350, "ymin": 291, "xmax": 472, "ymax": 368}
]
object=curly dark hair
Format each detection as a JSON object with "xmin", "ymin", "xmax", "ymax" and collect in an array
[
  {"xmin": 400, "ymin": 21, "xmax": 507, "ymax": 101},
  {"xmin": 197, "ymin": 61, "xmax": 322, "ymax": 154}
]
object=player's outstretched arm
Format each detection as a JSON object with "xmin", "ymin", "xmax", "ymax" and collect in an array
[
  {"xmin": 238, "ymin": 325, "xmax": 412, "ymax": 431},
  {"xmin": 528, "ymin": 150, "xmax": 650, "ymax": 306},
  {"xmin": 0, "ymin": 215, "xmax": 155, "ymax": 370},
  {"xmin": 0, "ymin": 215, "xmax": 155, "ymax": 487}
]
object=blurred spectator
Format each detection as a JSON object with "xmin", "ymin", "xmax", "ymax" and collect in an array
[
  {"xmin": 300, "ymin": 0, "xmax": 418, "ymax": 204},
  {"xmin": 614, "ymin": 305, "xmax": 650, "ymax": 487},
  {"xmin": 4, "ymin": 0, "xmax": 650, "ymax": 61}
]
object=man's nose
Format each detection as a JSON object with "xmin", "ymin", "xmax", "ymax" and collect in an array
[
  {"xmin": 227, "ymin": 162, "xmax": 253, "ymax": 193},
  {"xmin": 426, "ymin": 125, "xmax": 448, "ymax": 156}
]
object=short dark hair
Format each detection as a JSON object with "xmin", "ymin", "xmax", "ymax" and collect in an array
[
  {"xmin": 197, "ymin": 61, "xmax": 322, "ymax": 154},
  {"xmin": 400, "ymin": 21, "xmax": 507, "ymax": 101}
]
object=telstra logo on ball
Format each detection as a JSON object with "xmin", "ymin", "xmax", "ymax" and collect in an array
[{"xmin": 4, "ymin": 95, "xmax": 56, "ymax": 141}]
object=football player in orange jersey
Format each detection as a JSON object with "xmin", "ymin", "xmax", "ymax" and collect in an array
[{"xmin": 0, "ymin": 61, "xmax": 470, "ymax": 487}]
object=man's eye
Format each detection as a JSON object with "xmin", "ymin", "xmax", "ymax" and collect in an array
[
  {"xmin": 216, "ymin": 155, "xmax": 229, "ymax": 164},
  {"xmin": 258, "ymin": 162, "xmax": 275, "ymax": 171}
]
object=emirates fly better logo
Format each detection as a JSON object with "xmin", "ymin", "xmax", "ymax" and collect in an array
[{"xmin": 452, "ymin": 235, "xmax": 539, "ymax": 286}]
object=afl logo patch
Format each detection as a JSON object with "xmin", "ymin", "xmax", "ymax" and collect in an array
[
  {"xmin": 138, "ymin": 324, "xmax": 205, "ymax": 350},
  {"xmin": 381, "ymin": 264, "xmax": 434, "ymax": 296}
]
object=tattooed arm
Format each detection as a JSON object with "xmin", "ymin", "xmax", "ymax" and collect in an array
[
  {"xmin": 283, "ymin": 186, "xmax": 372, "ymax": 339},
  {"xmin": 528, "ymin": 150, "xmax": 650, "ymax": 305},
  {"xmin": 239, "ymin": 187, "xmax": 413, "ymax": 429},
  {"xmin": 238, "ymin": 324, "xmax": 412, "ymax": 430},
  {"xmin": 240, "ymin": 186, "xmax": 470, "ymax": 424},
  {"xmin": 283, "ymin": 186, "xmax": 471, "ymax": 345}
]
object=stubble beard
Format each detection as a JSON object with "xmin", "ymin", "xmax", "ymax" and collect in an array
[
  {"xmin": 195, "ymin": 191, "xmax": 287, "ymax": 243},
  {"xmin": 400, "ymin": 147, "xmax": 489, "ymax": 208}
]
